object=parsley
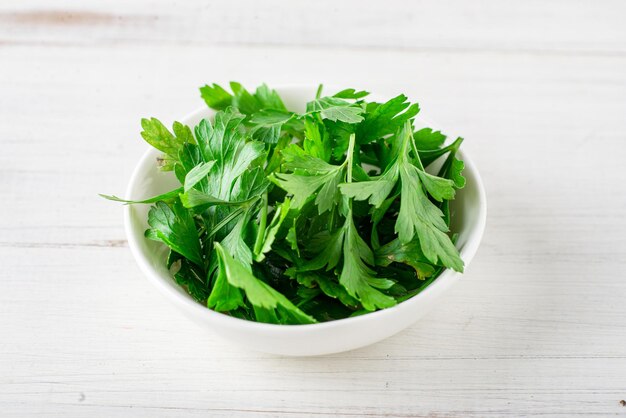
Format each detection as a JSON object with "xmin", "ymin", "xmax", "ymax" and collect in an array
[{"xmin": 103, "ymin": 82, "xmax": 468, "ymax": 324}]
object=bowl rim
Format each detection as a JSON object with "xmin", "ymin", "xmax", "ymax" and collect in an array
[{"xmin": 124, "ymin": 92, "xmax": 487, "ymax": 333}]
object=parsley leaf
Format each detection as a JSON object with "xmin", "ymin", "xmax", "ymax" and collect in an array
[
  {"xmin": 340, "ymin": 122, "xmax": 463, "ymax": 272},
  {"xmin": 194, "ymin": 109, "xmax": 265, "ymax": 200},
  {"xmin": 214, "ymin": 243, "xmax": 316, "ymax": 324},
  {"xmin": 248, "ymin": 109, "xmax": 295, "ymax": 144},
  {"xmin": 146, "ymin": 199, "xmax": 203, "ymax": 268},
  {"xmin": 171, "ymin": 256, "xmax": 211, "ymax": 303},
  {"xmin": 199, "ymin": 83, "xmax": 233, "ymax": 110},
  {"xmin": 253, "ymin": 84, "xmax": 287, "ymax": 110},
  {"xmin": 338, "ymin": 135, "xmax": 396, "ymax": 310},
  {"xmin": 375, "ymin": 238, "xmax": 437, "ymax": 279},
  {"xmin": 140, "ymin": 119, "xmax": 194, "ymax": 171},
  {"xmin": 270, "ymin": 148, "xmax": 345, "ymax": 213},
  {"xmin": 340, "ymin": 212, "xmax": 397, "ymax": 311},
  {"xmin": 306, "ymin": 96, "xmax": 364, "ymax": 124},
  {"xmin": 357, "ymin": 95, "xmax": 419, "ymax": 144},
  {"xmin": 105, "ymin": 82, "xmax": 470, "ymax": 324},
  {"xmin": 200, "ymin": 82, "xmax": 286, "ymax": 115},
  {"xmin": 413, "ymin": 127, "xmax": 446, "ymax": 150},
  {"xmin": 99, "ymin": 188, "xmax": 182, "ymax": 204},
  {"xmin": 333, "ymin": 88, "xmax": 369, "ymax": 100},
  {"xmin": 207, "ymin": 263, "xmax": 244, "ymax": 311},
  {"xmin": 302, "ymin": 116, "xmax": 332, "ymax": 162},
  {"xmin": 254, "ymin": 198, "xmax": 291, "ymax": 262},
  {"xmin": 184, "ymin": 161, "xmax": 215, "ymax": 192}
]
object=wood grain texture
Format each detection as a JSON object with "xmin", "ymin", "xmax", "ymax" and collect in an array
[
  {"xmin": 1, "ymin": 1, "xmax": 626, "ymax": 416},
  {"xmin": 1, "ymin": 1, "xmax": 625, "ymax": 54}
]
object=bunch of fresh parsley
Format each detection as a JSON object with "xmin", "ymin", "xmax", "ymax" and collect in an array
[{"xmin": 103, "ymin": 82, "xmax": 466, "ymax": 324}]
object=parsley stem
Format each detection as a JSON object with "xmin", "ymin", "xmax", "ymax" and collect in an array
[
  {"xmin": 207, "ymin": 207, "xmax": 244, "ymax": 239},
  {"xmin": 399, "ymin": 122, "xmax": 412, "ymax": 158},
  {"xmin": 343, "ymin": 134, "xmax": 357, "ymax": 216},
  {"xmin": 345, "ymin": 134, "xmax": 356, "ymax": 184},
  {"xmin": 315, "ymin": 84, "xmax": 324, "ymax": 99},
  {"xmin": 437, "ymin": 147, "xmax": 460, "ymax": 179},
  {"xmin": 409, "ymin": 133, "xmax": 425, "ymax": 170},
  {"xmin": 253, "ymin": 192, "xmax": 269, "ymax": 256},
  {"xmin": 449, "ymin": 136, "xmax": 464, "ymax": 152}
]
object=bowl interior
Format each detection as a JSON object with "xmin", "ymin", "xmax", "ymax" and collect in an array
[{"xmin": 124, "ymin": 86, "xmax": 486, "ymax": 327}]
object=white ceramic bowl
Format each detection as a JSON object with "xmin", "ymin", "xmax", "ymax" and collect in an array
[{"xmin": 124, "ymin": 86, "xmax": 486, "ymax": 356}]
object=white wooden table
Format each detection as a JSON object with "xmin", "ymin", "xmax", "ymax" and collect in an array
[{"xmin": 2, "ymin": 2, "xmax": 626, "ymax": 416}]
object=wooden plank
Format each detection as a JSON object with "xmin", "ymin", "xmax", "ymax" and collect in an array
[
  {"xmin": 1, "ymin": 247, "xmax": 626, "ymax": 417},
  {"xmin": 1, "ymin": 33, "xmax": 626, "ymax": 418},
  {"xmin": 0, "ymin": 1, "xmax": 625, "ymax": 53}
]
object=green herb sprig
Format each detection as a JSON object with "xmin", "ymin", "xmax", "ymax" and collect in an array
[{"xmin": 102, "ymin": 83, "xmax": 466, "ymax": 324}]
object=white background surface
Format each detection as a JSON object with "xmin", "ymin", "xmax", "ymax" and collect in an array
[{"xmin": 2, "ymin": 1, "xmax": 626, "ymax": 416}]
